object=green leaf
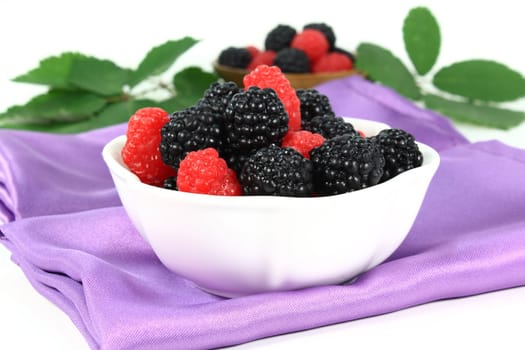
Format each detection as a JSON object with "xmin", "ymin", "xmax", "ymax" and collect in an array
[
  {"xmin": 12, "ymin": 52, "xmax": 85, "ymax": 89},
  {"xmin": 403, "ymin": 7, "xmax": 441, "ymax": 75},
  {"xmin": 174, "ymin": 66, "xmax": 218, "ymax": 100},
  {"xmin": 433, "ymin": 60, "xmax": 525, "ymax": 102},
  {"xmin": 0, "ymin": 99, "xmax": 155, "ymax": 133},
  {"xmin": 68, "ymin": 56, "xmax": 131, "ymax": 96},
  {"xmin": 157, "ymin": 97, "xmax": 192, "ymax": 113},
  {"xmin": 423, "ymin": 94, "xmax": 525, "ymax": 129},
  {"xmin": 130, "ymin": 37, "xmax": 198, "ymax": 87},
  {"xmin": 356, "ymin": 43, "xmax": 421, "ymax": 100},
  {"xmin": 0, "ymin": 90, "xmax": 106, "ymax": 125}
]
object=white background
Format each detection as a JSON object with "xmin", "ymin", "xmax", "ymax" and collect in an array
[{"xmin": 1, "ymin": 0, "xmax": 525, "ymax": 349}]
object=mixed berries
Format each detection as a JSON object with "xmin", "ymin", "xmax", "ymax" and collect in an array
[
  {"xmin": 122, "ymin": 65, "xmax": 423, "ymax": 197},
  {"xmin": 218, "ymin": 22, "xmax": 355, "ymax": 74}
]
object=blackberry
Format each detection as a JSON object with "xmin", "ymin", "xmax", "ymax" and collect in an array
[
  {"xmin": 221, "ymin": 150, "xmax": 253, "ymax": 177},
  {"xmin": 310, "ymin": 134, "xmax": 385, "ymax": 195},
  {"xmin": 159, "ymin": 105, "xmax": 224, "ymax": 170},
  {"xmin": 240, "ymin": 144, "xmax": 313, "ymax": 197},
  {"xmin": 333, "ymin": 47, "xmax": 356, "ymax": 64},
  {"xmin": 218, "ymin": 47, "xmax": 251, "ymax": 69},
  {"xmin": 265, "ymin": 24, "xmax": 297, "ymax": 51},
  {"xmin": 224, "ymin": 86, "xmax": 288, "ymax": 153},
  {"xmin": 198, "ymin": 81, "xmax": 241, "ymax": 115},
  {"xmin": 296, "ymin": 88, "xmax": 334, "ymax": 124},
  {"xmin": 274, "ymin": 48, "xmax": 310, "ymax": 73},
  {"xmin": 163, "ymin": 176, "xmax": 178, "ymax": 190},
  {"xmin": 303, "ymin": 114, "xmax": 357, "ymax": 139},
  {"xmin": 304, "ymin": 23, "xmax": 336, "ymax": 50},
  {"xmin": 371, "ymin": 128, "xmax": 423, "ymax": 182}
]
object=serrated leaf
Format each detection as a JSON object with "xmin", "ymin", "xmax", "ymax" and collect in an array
[
  {"xmin": 0, "ymin": 99, "xmax": 155, "ymax": 133},
  {"xmin": 174, "ymin": 66, "xmax": 218, "ymax": 100},
  {"xmin": 0, "ymin": 90, "xmax": 106, "ymax": 125},
  {"xmin": 157, "ymin": 97, "xmax": 193, "ymax": 113},
  {"xmin": 12, "ymin": 52, "xmax": 86, "ymax": 89},
  {"xmin": 433, "ymin": 60, "xmax": 525, "ymax": 102},
  {"xmin": 423, "ymin": 94, "xmax": 525, "ymax": 129},
  {"xmin": 403, "ymin": 7, "xmax": 441, "ymax": 75},
  {"xmin": 356, "ymin": 43, "xmax": 421, "ymax": 100},
  {"xmin": 68, "ymin": 56, "xmax": 131, "ymax": 96},
  {"xmin": 130, "ymin": 37, "xmax": 198, "ymax": 87}
]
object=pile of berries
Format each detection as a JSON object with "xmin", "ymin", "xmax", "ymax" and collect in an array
[
  {"xmin": 122, "ymin": 65, "xmax": 423, "ymax": 197},
  {"xmin": 217, "ymin": 23, "xmax": 355, "ymax": 74}
]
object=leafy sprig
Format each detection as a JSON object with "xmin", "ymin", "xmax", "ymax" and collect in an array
[
  {"xmin": 0, "ymin": 37, "xmax": 217, "ymax": 133},
  {"xmin": 355, "ymin": 7, "xmax": 525, "ymax": 130}
]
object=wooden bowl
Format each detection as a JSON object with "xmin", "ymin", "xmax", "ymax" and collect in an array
[{"xmin": 213, "ymin": 62, "xmax": 360, "ymax": 89}]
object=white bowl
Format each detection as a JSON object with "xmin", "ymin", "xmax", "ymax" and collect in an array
[{"xmin": 102, "ymin": 118, "xmax": 440, "ymax": 297}]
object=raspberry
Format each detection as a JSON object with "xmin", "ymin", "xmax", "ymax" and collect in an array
[
  {"xmin": 224, "ymin": 86, "xmax": 288, "ymax": 153},
  {"xmin": 291, "ymin": 29, "xmax": 329, "ymax": 63},
  {"xmin": 310, "ymin": 135, "xmax": 385, "ymax": 195},
  {"xmin": 303, "ymin": 23, "xmax": 336, "ymax": 50},
  {"xmin": 332, "ymin": 47, "xmax": 356, "ymax": 64},
  {"xmin": 176, "ymin": 148, "xmax": 241, "ymax": 196},
  {"xmin": 243, "ymin": 65, "xmax": 301, "ymax": 131},
  {"xmin": 218, "ymin": 47, "xmax": 251, "ymax": 69},
  {"xmin": 240, "ymin": 144, "xmax": 313, "ymax": 197},
  {"xmin": 274, "ymin": 48, "xmax": 310, "ymax": 73},
  {"xmin": 246, "ymin": 45, "xmax": 260, "ymax": 58},
  {"xmin": 303, "ymin": 114, "xmax": 358, "ymax": 139},
  {"xmin": 159, "ymin": 105, "xmax": 224, "ymax": 170},
  {"xmin": 247, "ymin": 51, "xmax": 277, "ymax": 71},
  {"xmin": 264, "ymin": 24, "xmax": 297, "ymax": 51},
  {"xmin": 312, "ymin": 52, "xmax": 353, "ymax": 73},
  {"xmin": 371, "ymin": 128, "xmax": 423, "ymax": 182},
  {"xmin": 296, "ymin": 88, "xmax": 334, "ymax": 124},
  {"xmin": 282, "ymin": 130, "xmax": 325, "ymax": 159},
  {"xmin": 121, "ymin": 107, "xmax": 176, "ymax": 187}
]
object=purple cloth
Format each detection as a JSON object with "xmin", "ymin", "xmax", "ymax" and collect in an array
[{"xmin": 1, "ymin": 75, "xmax": 525, "ymax": 349}]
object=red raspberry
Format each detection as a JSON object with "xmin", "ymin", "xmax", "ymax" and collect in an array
[
  {"xmin": 282, "ymin": 130, "xmax": 325, "ymax": 159},
  {"xmin": 176, "ymin": 148, "xmax": 242, "ymax": 196},
  {"xmin": 246, "ymin": 45, "xmax": 260, "ymax": 58},
  {"xmin": 312, "ymin": 52, "xmax": 353, "ymax": 73},
  {"xmin": 247, "ymin": 51, "xmax": 277, "ymax": 71},
  {"xmin": 121, "ymin": 107, "xmax": 176, "ymax": 187},
  {"xmin": 291, "ymin": 29, "xmax": 329, "ymax": 63},
  {"xmin": 243, "ymin": 65, "xmax": 301, "ymax": 131},
  {"xmin": 358, "ymin": 130, "xmax": 366, "ymax": 138}
]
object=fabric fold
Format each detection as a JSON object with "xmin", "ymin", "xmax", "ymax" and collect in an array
[{"xmin": 1, "ymin": 75, "xmax": 525, "ymax": 349}]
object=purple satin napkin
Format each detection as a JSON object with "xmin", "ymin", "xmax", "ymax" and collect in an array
[{"xmin": 1, "ymin": 75, "xmax": 525, "ymax": 350}]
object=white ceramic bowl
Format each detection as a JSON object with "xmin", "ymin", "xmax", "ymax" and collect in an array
[{"xmin": 102, "ymin": 118, "xmax": 440, "ymax": 297}]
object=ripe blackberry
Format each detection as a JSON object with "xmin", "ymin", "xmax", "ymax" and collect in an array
[
  {"xmin": 221, "ymin": 149, "xmax": 253, "ymax": 177},
  {"xmin": 296, "ymin": 88, "xmax": 334, "ymax": 124},
  {"xmin": 264, "ymin": 24, "xmax": 297, "ymax": 51},
  {"xmin": 274, "ymin": 48, "xmax": 310, "ymax": 73},
  {"xmin": 244, "ymin": 65, "xmax": 301, "ymax": 131},
  {"xmin": 303, "ymin": 114, "xmax": 357, "ymax": 139},
  {"xmin": 304, "ymin": 23, "xmax": 336, "ymax": 50},
  {"xmin": 240, "ymin": 144, "xmax": 313, "ymax": 197},
  {"xmin": 310, "ymin": 135, "xmax": 385, "ymax": 195},
  {"xmin": 218, "ymin": 47, "xmax": 251, "ymax": 69},
  {"xmin": 199, "ymin": 81, "xmax": 241, "ymax": 115},
  {"xmin": 160, "ymin": 105, "xmax": 224, "ymax": 170},
  {"xmin": 224, "ymin": 86, "xmax": 288, "ymax": 153},
  {"xmin": 372, "ymin": 128, "xmax": 423, "ymax": 182}
]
